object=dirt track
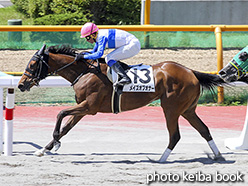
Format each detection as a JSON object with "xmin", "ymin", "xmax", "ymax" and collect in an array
[
  {"xmin": 1, "ymin": 106, "xmax": 248, "ymax": 185},
  {"xmin": 0, "ymin": 48, "xmax": 240, "ymax": 72}
]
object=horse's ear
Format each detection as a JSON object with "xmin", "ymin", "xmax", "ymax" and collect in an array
[{"xmin": 38, "ymin": 44, "xmax": 46, "ymax": 55}]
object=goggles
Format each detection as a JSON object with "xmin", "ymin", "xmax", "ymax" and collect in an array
[{"xmin": 85, "ymin": 35, "xmax": 91, "ymax": 41}]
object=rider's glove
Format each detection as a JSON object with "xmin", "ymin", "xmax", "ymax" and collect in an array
[{"xmin": 75, "ymin": 53, "xmax": 84, "ymax": 61}]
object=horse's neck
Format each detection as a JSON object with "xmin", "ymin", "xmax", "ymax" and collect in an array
[{"xmin": 48, "ymin": 53, "xmax": 86, "ymax": 83}]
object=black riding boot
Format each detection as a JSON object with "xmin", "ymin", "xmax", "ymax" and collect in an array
[{"xmin": 111, "ymin": 62, "xmax": 131, "ymax": 86}]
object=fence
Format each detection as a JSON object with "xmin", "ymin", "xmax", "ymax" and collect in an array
[
  {"xmin": 0, "ymin": 75, "xmax": 70, "ymax": 155},
  {"xmin": 2, "ymin": 25, "xmax": 248, "ymax": 103}
]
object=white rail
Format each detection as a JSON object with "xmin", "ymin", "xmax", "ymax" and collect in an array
[
  {"xmin": 0, "ymin": 75, "xmax": 70, "ymax": 155},
  {"xmin": 0, "ymin": 75, "xmax": 248, "ymax": 155}
]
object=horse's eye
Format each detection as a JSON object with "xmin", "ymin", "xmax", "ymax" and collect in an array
[{"xmin": 30, "ymin": 63, "xmax": 35, "ymax": 69}]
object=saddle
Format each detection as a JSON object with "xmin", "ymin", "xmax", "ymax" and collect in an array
[
  {"xmin": 107, "ymin": 61, "xmax": 155, "ymax": 114},
  {"xmin": 107, "ymin": 61, "xmax": 141, "ymax": 84},
  {"xmin": 107, "ymin": 62, "xmax": 142, "ymax": 114}
]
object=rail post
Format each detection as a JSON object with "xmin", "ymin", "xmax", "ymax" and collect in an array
[
  {"xmin": 225, "ymin": 99, "xmax": 248, "ymax": 150},
  {"xmin": 214, "ymin": 26, "xmax": 224, "ymax": 104},
  {"xmin": 144, "ymin": 0, "xmax": 151, "ymax": 48},
  {"xmin": 8, "ymin": 19, "xmax": 22, "ymax": 42},
  {"xmin": 4, "ymin": 88, "xmax": 15, "ymax": 156}
]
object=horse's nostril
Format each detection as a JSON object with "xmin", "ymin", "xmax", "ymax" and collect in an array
[{"xmin": 18, "ymin": 84, "xmax": 25, "ymax": 91}]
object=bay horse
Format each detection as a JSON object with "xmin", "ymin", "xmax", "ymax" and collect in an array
[{"xmin": 18, "ymin": 44, "xmax": 226, "ymax": 162}]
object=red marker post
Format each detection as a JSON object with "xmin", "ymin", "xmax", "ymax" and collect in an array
[{"xmin": 4, "ymin": 88, "xmax": 15, "ymax": 156}]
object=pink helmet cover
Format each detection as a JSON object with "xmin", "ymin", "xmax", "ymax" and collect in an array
[{"xmin": 80, "ymin": 22, "xmax": 99, "ymax": 38}]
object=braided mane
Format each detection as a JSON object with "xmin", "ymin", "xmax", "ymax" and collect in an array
[{"xmin": 47, "ymin": 45, "xmax": 78, "ymax": 57}]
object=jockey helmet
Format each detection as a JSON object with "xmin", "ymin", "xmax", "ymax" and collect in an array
[{"xmin": 80, "ymin": 22, "xmax": 99, "ymax": 38}]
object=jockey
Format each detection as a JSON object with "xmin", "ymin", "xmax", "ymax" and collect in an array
[{"xmin": 76, "ymin": 22, "xmax": 141, "ymax": 86}]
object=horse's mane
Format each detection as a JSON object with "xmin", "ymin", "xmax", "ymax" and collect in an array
[{"xmin": 47, "ymin": 45, "xmax": 78, "ymax": 57}]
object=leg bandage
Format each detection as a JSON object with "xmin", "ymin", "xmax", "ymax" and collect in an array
[
  {"xmin": 208, "ymin": 140, "xmax": 220, "ymax": 156},
  {"xmin": 159, "ymin": 148, "xmax": 172, "ymax": 162}
]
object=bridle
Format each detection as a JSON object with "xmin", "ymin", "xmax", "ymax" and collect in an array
[
  {"xmin": 25, "ymin": 46, "xmax": 101, "ymax": 87},
  {"xmin": 24, "ymin": 52, "xmax": 50, "ymax": 86}
]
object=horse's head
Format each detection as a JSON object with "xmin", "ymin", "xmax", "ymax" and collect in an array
[
  {"xmin": 218, "ymin": 60, "xmax": 247, "ymax": 83},
  {"xmin": 18, "ymin": 44, "xmax": 50, "ymax": 92}
]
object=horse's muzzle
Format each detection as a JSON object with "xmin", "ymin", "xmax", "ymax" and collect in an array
[
  {"xmin": 18, "ymin": 83, "xmax": 30, "ymax": 92},
  {"xmin": 18, "ymin": 83, "xmax": 26, "ymax": 92}
]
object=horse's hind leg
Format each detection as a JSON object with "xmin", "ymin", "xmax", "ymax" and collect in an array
[
  {"xmin": 182, "ymin": 108, "xmax": 223, "ymax": 159},
  {"xmin": 158, "ymin": 110, "xmax": 181, "ymax": 163}
]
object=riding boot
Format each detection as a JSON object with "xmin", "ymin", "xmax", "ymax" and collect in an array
[{"xmin": 111, "ymin": 62, "xmax": 131, "ymax": 86}]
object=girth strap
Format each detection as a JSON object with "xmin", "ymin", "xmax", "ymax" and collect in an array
[{"xmin": 111, "ymin": 86, "xmax": 123, "ymax": 114}]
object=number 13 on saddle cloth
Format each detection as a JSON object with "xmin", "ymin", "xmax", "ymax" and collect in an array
[{"xmin": 108, "ymin": 64, "xmax": 155, "ymax": 92}]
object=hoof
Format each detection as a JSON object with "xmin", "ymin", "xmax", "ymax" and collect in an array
[
  {"xmin": 34, "ymin": 150, "xmax": 45, "ymax": 157},
  {"xmin": 147, "ymin": 156, "xmax": 167, "ymax": 163},
  {"xmin": 206, "ymin": 152, "xmax": 226, "ymax": 161},
  {"xmin": 214, "ymin": 155, "xmax": 226, "ymax": 161},
  {"xmin": 54, "ymin": 140, "xmax": 61, "ymax": 152},
  {"xmin": 34, "ymin": 148, "xmax": 48, "ymax": 157}
]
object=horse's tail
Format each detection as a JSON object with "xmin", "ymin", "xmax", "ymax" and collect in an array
[{"xmin": 192, "ymin": 70, "xmax": 226, "ymax": 92}]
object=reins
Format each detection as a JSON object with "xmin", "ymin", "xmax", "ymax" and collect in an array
[
  {"xmin": 70, "ymin": 58, "xmax": 101, "ymax": 86},
  {"xmin": 49, "ymin": 54, "xmax": 101, "ymax": 76}
]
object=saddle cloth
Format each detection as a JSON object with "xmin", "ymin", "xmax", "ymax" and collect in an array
[{"xmin": 107, "ymin": 64, "xmax": 155, "ymax": 92}]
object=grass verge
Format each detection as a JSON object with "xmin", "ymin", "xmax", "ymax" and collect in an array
[{"xmin": 0, "ymin": 6, "xmax": 33, "ymax": 25}]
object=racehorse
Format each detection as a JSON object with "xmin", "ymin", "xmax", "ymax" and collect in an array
[{"xmin": 18, "ymin": 44, "xmax": 227, "ymax": 162}]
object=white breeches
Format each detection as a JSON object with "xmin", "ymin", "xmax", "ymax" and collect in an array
[{"xmin": 105, "ymin": 38, "xmax": 141, "ymax": 63}]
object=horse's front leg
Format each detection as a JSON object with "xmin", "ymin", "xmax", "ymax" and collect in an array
[
  {"xmin": 52, "ymin": 108, "xmax": 70, "ymax": 150},
  {"xmin": 34, "ymin": 101, "xmax": 90, "ymax": 156},
  {"xmin": 34, "ymin": 114, "xmax": 84, "ymax": 156}
]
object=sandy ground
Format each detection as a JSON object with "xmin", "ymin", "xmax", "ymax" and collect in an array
[
  {"xmin": 0, "ymin": 48, "xmax": 241, "ymax": 72},
  {"xmin": 2, "ymin": 125, "xmax": 246, "ymax": 186},
  {"xmin": 0, "ymin": 106, "xmax": 248, "ymax": 186}
]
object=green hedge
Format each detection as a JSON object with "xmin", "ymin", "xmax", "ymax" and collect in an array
[
  {"xmin": 34, "ymin": 12, "xmax": 89, "ymax": 25},
  {"xmin": 11, "ymin": 0, "xmax": 52, "ymax": 18},
  {"xmin": 11, "ymin": 0, "xmax": 141, "ymax": 25}
]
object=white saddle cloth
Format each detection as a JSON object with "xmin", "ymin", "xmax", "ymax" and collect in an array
[{"xmin": 107, "ymin": 64, "xmax": 155, "ymax": 92}]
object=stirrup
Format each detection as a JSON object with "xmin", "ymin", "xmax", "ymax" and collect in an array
[
  {"xmin": 119, "ymin": 75, "xmax": 131, "ymax": 84},
  {"xmin": 115, "ymin": 79, "xmax": 131, "ymax": 87}
]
